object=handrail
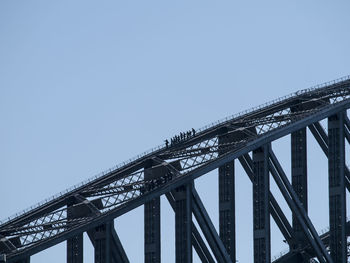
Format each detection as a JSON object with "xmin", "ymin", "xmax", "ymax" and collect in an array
[{"xmin": 1, "ymin": 75, "xmax": 349, "ymax": 226}]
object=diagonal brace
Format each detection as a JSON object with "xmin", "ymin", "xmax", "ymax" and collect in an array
[
  {"xmin": 166, "ymin": 192, "xmax": 214, "ymax": 263},
  {"xmin": 87, "ymin": 222, "xmax": 129, "ymax": 263},
  {"xmin": 80, "ymin": 196, "xmax": 129, "ymax": 263},
  {"xmin": 238, "ymin": 154, "xmax": 295, "ymax": 246},
  {"xmin": 191, "ymin": 187, "xmax": 232, "ymax": 263},
  {"xmin": 309, "ymin": 121, "xmax": 350, "ymax": 192},
  {"xmin": 269, "ymin": 149, "xmax": 333, "ymax": 263}
]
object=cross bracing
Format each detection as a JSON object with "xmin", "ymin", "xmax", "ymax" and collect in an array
[{"xmin": 0, "ymin": 76, "xmax": 350, "ymax": 262}]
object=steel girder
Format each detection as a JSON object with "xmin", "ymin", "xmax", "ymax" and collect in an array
[
  {"xmin": 309, "ymin": 120, "xmax": 350, "ymax": 192},
  {"xmin": 66, "ymin": 201, "xmax": 84, "ymax": 263},
  {"xmin": 165, "ymin": 192, "xmax": 215, "ymax": 263},
  {"xmin": 144, "ymin": 165, "xmax": 161, "ymax": 263},
  {"xmin": 144, "ymin": 198, "xmax": 160, "ymax": 263},
  {"xmin": 238, "ymin": 153, "xmax": 296, "ymax": 246},
  {"xmin": 253, "ymin": 145, "xmax": 271, "ymax": 263},
  {"xmin": 218, "ymin": 132, "xmax": 237, "ymax": 261},
  {"xmin": 174, "ymin": 183, "xmax": 192, "ymax": 263},
  {"xmin": 67, "ymin": 195, "xmax": 129, "ymax": 263},
  {"xmin": 89, "ymin": 224, "xmax": 112, "ymax": 263},
  {"xmin": 328, "ymin": 113, "xmax": 347, "ymax": 262},
  {"xmin": 269, "ymin": 149, "xmax": 333, "ymax": 263},
  {"xmin": 168, "ymin": 182, "xmax": 232, "ymax": 263},
  {"xmin": 87, "ymin": 221, "xmax": 129, "ymax": 263},
  {"xmin": 0, "ymin": 78, "xmax": 350, "ymax": 262},
  {"xmin": 191, "ymin": 188, "xmax": 231, "ymax": 263},
  {"xmin": 109, "ymin": 225, "xmax": 129, "ymax": 263},
  {"xmin": 67, "ymin": 235, "xmax": 83, "ymax": 263},
  {"xmin": 274, "ymin": 117, "xmax": 350, "ymax": 262},
  {"xmin": 291, "ymin": 127, "xmax": 308, "ymax": 248}
]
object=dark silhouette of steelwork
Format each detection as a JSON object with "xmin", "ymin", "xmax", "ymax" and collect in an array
[{"xmin": 1, "ymin": 76, "xmax": 350, "ymax": 263}]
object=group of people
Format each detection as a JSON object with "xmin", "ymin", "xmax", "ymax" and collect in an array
[
  {"xmin": 140, "ymin": 172, "xmax": 173, "ymax": 194},
  {"xmin": 165, "ymin": 128, "xmax": 196, "ymax": 148}
]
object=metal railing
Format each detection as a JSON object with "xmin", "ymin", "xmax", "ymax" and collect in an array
[
  {"xmin": 196, "ymin": 75, "xmax": 350, "ymax": 133},
  {"xmin": 1, "ymin": 75, "xmax": 349, "ymax": 226}
]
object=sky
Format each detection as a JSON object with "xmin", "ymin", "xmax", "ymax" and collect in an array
[{"xmin": 0, "ymin": 1, "xmax": 350, "ymax": 262}]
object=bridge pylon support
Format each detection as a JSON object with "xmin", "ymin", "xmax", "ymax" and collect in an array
[
  {"xmin": 67, "ymin": 235, "xmax": 83, "ymax": 263},
  {"xmin": 87, "ymin": 221, "xmax": 129, "ymax": 263},
  {"xmin": 144, "ymin": 165, "xmax": 161, "ymax": 263},
  {"xmin": 174, "ymin": 183, "xmax": 192, "ymax": 263},
  {"xmin": 291, "ymin": 127, "xmax": 308, "ymax": 249},
  {"xmin": 93, "ymin": 223, "xmax": 112, "ymax": 263},
  {"xmin": 328, "ymin": 112, "xmax": 347, "ymax": 262},
  {"xmin": 253, "ymin": 145, "xmax": 270, "ymax": 263},
  {"xmin": 67, "ymin": 202, "xmax": 84, "ymax": 263},
  {"xmin": 218, "ymin": 133, "xmax": 236, "ymax": 262}
]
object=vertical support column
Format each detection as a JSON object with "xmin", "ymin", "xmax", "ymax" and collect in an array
[
  {"xmin": 328, "ymin": 112, "xmax": 347, "ymax": 263},
  {"xmin": 291, "ymin": 127, "xmax": 308, "ymax": 248},
  {"xmin": 174, "ymin": 183, "xmax": 192, "ymax": 263},
  {"xmin": 218, "ymin": 135, "xmax": 236, "ymax": 261},
  {"xmin": 94, "ymin": 222, "xmax": 112, "ymax": 263},
  {"xmin": 67, "ymin": 205, "xmax": 83, "ymax": 263},
  {"xmin": 88, "ymin": 221, "xmax": 129, "ymax": 263},
  {"xmin": 218, "ymin": 162, "xmax": 235, "ymax": 261},
  {"xmin": 252, "ymin": 145, "xmax": 270, "ymax": 263},
  {"xmin": 67, "ymin": 236, "xmax": 83, "ymax": 263},
  {"xmin": 144, "ymin": 170, "xmax": 161, "ymax": 263}
]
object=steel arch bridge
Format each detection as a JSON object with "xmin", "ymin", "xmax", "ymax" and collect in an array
[{"xmin": 1, "ymin": 77, "xmax": 350, "ymax": 263}]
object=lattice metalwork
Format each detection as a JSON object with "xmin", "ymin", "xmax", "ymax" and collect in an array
[{"xmin": 1, "ymin": 76, "xmax": 350, "ymax": 263}]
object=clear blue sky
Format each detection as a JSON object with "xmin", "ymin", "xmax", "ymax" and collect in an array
[{"xmin": 1, "ymin": 1, "xmax": 349, "ymax": 262}]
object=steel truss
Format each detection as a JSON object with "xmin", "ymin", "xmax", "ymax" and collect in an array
[{"xmin": 1, "ymin": 77, "xmax": 350, "ymax": 262}]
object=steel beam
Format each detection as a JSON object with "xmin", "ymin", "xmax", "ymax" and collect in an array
[
  {"xmin": 91, "ymin": 223, "xmax": 111, "ymax": 263},
  {"xmin": 218, "ymin": 161, "xmax": 235, "ymax": 261},
  {"xmin": 72, "ymin": 195, "xmax": 129, "ymax": 263},
  {"xmin": 344, "ymin": 116, "xmax": 350, "ymax": 143},
  {"xmin": 67, "ymin": 235, "xmax": 83, "ymax": 263},
  {"xmin": 144, "ymin": 168, "xmax": 161, "ymax": 263},
  {"xmin": 192, "ymin": 188, "xmax": 232, "ymax": 263},
  {"xmin": 67, "ymin": 203, "xmax": 83, "ymax": 263},
  {"xmin": 144, "ymin": 197, "xmax": 160, "ymax": 263},
  {"xmin": 252, "ymin": 145, "xmax": 271, "ymax": 263},
  {"xmin": 328, "ymin": 113, "xmax": 347, "ymax": 263},
  {"xmin": 238, "ymin": 154, "xmax": 295, "ymax": 245},
  {"xmin": 218, "ymin": 133, "xmax": 236, "ymax": 262},
  {"xmin": 269, "ymin": 149, "xmax": 332, "ymax": 263},
  {"xmin": 165, "ymin": 192, "xmax": 214, "ymax": 263},
  {"xmin": 88, "ymin": 222, "xmax": 129, "ymax": 263},
  {"xmin": 191, "ymin": 228, "xmax": 214, "ymax": 263},
  {"xmin": 309, "ymin": 121, "xmax": 350, "ymax": 192},
  {"xmin": 291, "ymin": 128, "xmax": 308, "ymax": 248},
  {"xmin": 110, "ymin": 228, "xmax": 129, "ymax": 263},
  {"xmin": 5, "ymin": 99, "xmax": 350, "ymax": 263},
  {"xmin": 174, "ymin": 184, "xmax": 192, "ymax": 263}
]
